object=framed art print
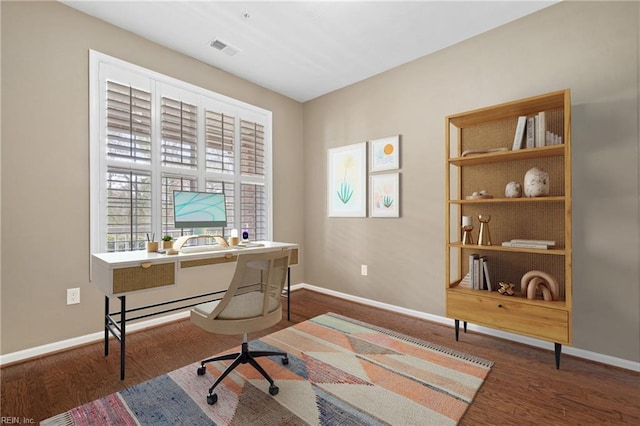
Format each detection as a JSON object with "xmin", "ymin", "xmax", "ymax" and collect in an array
[
  {"xmin": 327, "ymin": 142, "xmax": 367, "ymax": 217},
  {"xmin": 370, "ymin": 135, "xmax": 400, "ymax": 172},
  {"xmin": 370, "ymin": 173, "xmax": 400, "ymax": 217}
]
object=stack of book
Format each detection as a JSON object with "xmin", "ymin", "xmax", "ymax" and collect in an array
[
  {"xmin": 459, "ymin": 254, "xmax": 493, "ymax": 291},
  {"xmin": 501, "ymin": 239, "xmax": 556, "ymax": 249},
  {"xmin": 512, "ymin": 112, "xmax": 563, "ymax": 150}
]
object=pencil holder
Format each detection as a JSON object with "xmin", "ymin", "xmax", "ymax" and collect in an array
[{"xmin": 146, "ymin": 241, "xmax": 159, "ymax": 252}]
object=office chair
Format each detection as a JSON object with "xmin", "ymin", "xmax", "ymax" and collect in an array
[{"xmin": 190, "ymin": 250, "xmax": 291, "ymax": 405}]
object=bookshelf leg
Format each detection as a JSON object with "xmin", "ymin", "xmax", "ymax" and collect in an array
[
  {"xmin": 555, "ymin": 343, "xmax": 562, "ymax": 369},
  {"xmin": 464, "ymin": 321, "xmax": 468, "ymax": 333},
  {"xmin": 454, "ymin": 319, "xmax": 460, "ymax": 341}
]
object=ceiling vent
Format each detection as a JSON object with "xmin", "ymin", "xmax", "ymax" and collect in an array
[{"xmin": 209, "ymin": 38, "xmax": 241, "ymax": 57}]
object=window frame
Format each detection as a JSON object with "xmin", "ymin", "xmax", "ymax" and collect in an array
[{"xmin": 89, "ymin": 50, "xmax": 273, "ymax": 256}]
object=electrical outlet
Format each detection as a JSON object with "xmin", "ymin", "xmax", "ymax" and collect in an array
[
  {"xmin": 67, "ymin": 288, "xmax": 80, "ymax": 305},
  {"xmin": 361, "ymin": 265, "xmax": 368, "ymax": 276}
]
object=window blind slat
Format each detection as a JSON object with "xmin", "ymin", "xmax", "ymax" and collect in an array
[
  {"xmin": 105, "ymin": 168, "xmax": 152, "ymax": 252},
  {"xmin": 240, "ymin": 120, "xmax": 265, "ymax": 177},
  {"xmin": 205, "ymin": 110, "xmax": 235, "ymax": 173},
  {"xmin": 241, "ymin": 183, "xmax": 266, "ymax": 241},
  {"xmin": 106, "ymin": 80, "xmax": 152, "ymax": 164},
  {"xmin": 161, "ymin": 97, "xmax": 198, "ymax": 169}
]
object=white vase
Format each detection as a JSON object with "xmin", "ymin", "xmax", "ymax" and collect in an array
[
  {"xmin": 524, "ymin": 167, "xmax": 549, "ymax": 197},
  {"xmin": 505, "ymin": 181, "xmax": 522, "ymax": 198}
]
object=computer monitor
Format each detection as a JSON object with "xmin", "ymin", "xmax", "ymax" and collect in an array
[{"xmin": 173, "ymin": 191, "xmax": 227, "ymax": 229}]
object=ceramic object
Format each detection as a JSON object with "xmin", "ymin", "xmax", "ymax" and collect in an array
[
  {"xmin": 524, "ymin": 167, "xmax": 549, "ymax": 197},
  {"xmin": 505, "ymin": 181, "xmax": 522, "ymax": 198},
  {"xmin": 465, "ymin": 189, "xmax": 493, "ymax": 200},
  {"xmin": 498, "ymin": 282, "xmax": 515, "ymax": 296}
]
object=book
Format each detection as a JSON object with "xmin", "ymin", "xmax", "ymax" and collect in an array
[
  {"xmin": 482, "ymin": 257, "xmax": 493, "ymax": 291},
  {"xmin": 535, "ymin": 111, "xmax": 546, "ymax": 148},
  {"xmin": 510, "ymin": 239, "xmax": 556, "ymax": 246},
  {"xmin": 473, "ymin": 255, "xmax": 481, "ymax": 290},
  {"xmin": 478, "ymin": 256, "xmax": 485, "ymax": 290},
  {"xmin": 512, "ymin": 116, "xmax": 527, "ymax": 150},
  {"xmin": 501, "ymin": 241, "xmax": 549, "ymax": 249},
  {"xmin": 546, "ymin": 131, "xmax": 562, "ymax": 145},
  {"xmin": 469, "ymin": 254, "xmax": 479, "ymax": 289},
  {"xmin": 479, "ymin": 256, "xmax": 488, "ymax": 290},
  {"xmin": 526, "ymin": 116, "xmax": 535, "ymax": 149}
]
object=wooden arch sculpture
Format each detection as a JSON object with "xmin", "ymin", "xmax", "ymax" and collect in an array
[{"xmin": 521, "ymin": 270, "xmax": 559, "ymax": 301}]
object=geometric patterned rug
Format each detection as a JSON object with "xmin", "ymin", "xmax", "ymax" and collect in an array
[{"xmin": 42, "ymin": 313, "xmax": 492, "ymax": 425}]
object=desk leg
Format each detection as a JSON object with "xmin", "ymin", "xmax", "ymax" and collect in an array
[
  {"xmin": 119, "ymin": 295, "xmax": 126, "ymax": 380},
  {"xmin": 287, "ymin": 267, "xmax": 291, "ymax": 321},
  {"xmin": 104, "ymin": 296, "xmax": 109, "ymax": 356}
]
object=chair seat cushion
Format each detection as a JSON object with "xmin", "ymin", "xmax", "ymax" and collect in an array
[{"xmin": 194, "ymin": 291, "xmax": 279, "ymax": 320}]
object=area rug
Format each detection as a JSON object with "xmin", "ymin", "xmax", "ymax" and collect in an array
[{"xmin": 42, "ymin": 313, "xmax": 492, "ymax": 425}]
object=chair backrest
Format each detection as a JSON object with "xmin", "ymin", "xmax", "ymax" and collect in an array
[{"xmin": 202, "ymin": 250, "xmax": 291, "ymax": 334}]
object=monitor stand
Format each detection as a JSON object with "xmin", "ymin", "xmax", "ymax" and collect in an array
[{"xmin": 173, "ymin": 234, "xmax": 228, "ymax": 251}]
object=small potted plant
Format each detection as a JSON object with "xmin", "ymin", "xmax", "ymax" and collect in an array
[{"xmin": 161, "ymin": 235, "xmax": 173, "ymax": 249}]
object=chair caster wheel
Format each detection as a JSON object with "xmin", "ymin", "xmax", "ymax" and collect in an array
[
  {"xmin": 269, "ymin": 385, "xmax": 279, "ymax": 396},
  {"xmin": 207, "ymin": 393, "xmax": 218, "ymax": 405},
  {"xmin": 197, "ymin": 366, "xmax": 206, "ymax": 376},
  {"xmin": 282, "ymin": 356, "xmax": 289, "ymax": 365}
]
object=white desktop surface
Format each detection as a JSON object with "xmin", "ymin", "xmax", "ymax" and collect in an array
[{"xmin": 93, "ymin": 241, "xmax": 297, "ymax": 268}]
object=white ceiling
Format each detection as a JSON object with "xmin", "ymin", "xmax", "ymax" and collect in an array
[{"xmin": 62, "ymin": 1, "xmax": 557, "ymax": 102}]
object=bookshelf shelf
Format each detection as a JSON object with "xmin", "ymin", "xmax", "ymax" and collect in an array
[
  {"xmin": 448, "ymin": 144, "xmax": 564, "ymax": 166},
  {"xmin": 445, "ymin": 89, "xmax": 572, "ymax": 369},
  {"xmin": 449, "ymin": 196, "xmax": 565, "ymax": 205},
  {"xmin": 450, "ymin": 242, "xmax": 566, "ymax": 255}
]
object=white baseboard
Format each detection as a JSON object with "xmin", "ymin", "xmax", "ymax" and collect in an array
[
  {"xmin": 0, "ymin": 311, "xmax": 189, "ymax": 367},
  {"xmin": 293, "ymin": 283, "xmax": 640, "ymax": 372},
  {"xmin": 2, "ymin": 284, "xmax": 639, "ymax": 373}
]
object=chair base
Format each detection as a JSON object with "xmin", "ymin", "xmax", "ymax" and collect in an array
[{"xmin": 197, "ymin": 337, "xmax": 289, "ymax": 405}]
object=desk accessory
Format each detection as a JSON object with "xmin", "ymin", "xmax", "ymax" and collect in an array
[
  {"xmin": 161, "ymin": 235, "xmax": 173, "ymax": 249},
  {"xmin": 229, "ymin": 229, "xmax": 239, "ymax": 246},
  {"xmin": 172, "ymin": 234, "xmax": 228, "ymax": 251}
]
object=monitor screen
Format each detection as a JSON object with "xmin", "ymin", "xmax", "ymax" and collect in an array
[{"xmin": 173, "ymin": 191, "xmax": 227, "ymax": 229}]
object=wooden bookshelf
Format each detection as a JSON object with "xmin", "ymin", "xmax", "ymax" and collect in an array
[{"xmin": 445, "ymin": 89, "xmax": 572, "ymax": 368}]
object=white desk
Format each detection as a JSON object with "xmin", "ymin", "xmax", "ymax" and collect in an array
[{"xmin": 92, "ymin": 241, "xmax": 298, "ymax": 379}]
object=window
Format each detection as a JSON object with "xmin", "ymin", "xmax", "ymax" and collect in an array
[{"xmin": 90, "ymin": 51, "xmax": 272, "ymax": 253}]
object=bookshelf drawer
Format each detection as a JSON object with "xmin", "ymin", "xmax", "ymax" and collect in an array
[{"xmin": 447, "ymin": 291, "xmax": 569, "ymax": 343}]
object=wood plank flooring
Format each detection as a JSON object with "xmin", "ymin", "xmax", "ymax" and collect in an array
[{"xmin": 1, "ymin": 289, "xmax": 639, "ymax": 424}]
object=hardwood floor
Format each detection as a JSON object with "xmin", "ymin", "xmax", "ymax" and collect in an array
[{"xmin": 2, "ymin": 289, "xmax": 639, "ymax": 424}]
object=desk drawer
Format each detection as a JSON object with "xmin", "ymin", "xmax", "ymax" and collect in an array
[
  {"xmin": 180, "ymin": 254, "xmax": 237, "ymax": 269},
  {"xmin": 289, "ymin": 248, "xmax": 298, "ymax": 265},
  {"xmin": 113, "ymin": 262, "xmax": 175, "ymax": 293},
  {"xmin": 447, "ymin": 291, "xmax": 569, "ymax": 343}
]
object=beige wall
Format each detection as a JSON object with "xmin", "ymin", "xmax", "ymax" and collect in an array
[
  {"xmin": 0, "ymin": 1, "xmax": 304, "ymax": 354},
  {"xmin": 303, "ymin": 1, "xmax": 639, "ymax": 363}
]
